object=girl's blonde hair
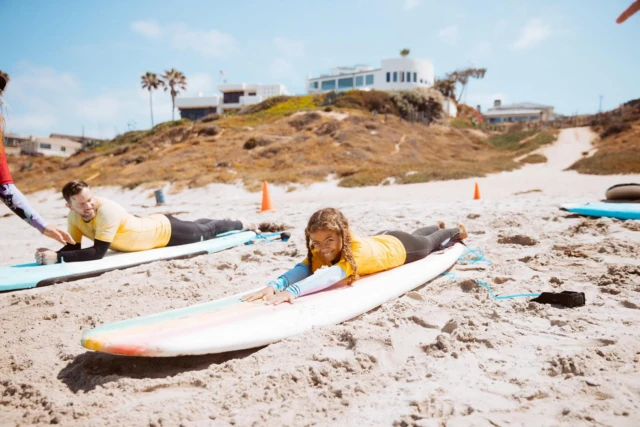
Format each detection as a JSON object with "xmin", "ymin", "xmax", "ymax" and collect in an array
[{"xmin": 305, "ymin": 208, "xmax": 358, "ymax": 284}]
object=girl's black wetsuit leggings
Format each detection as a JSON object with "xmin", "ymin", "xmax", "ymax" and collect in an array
[{"xmin": 376, "ymin": 225, "xmax": 461, "ymax": 264}]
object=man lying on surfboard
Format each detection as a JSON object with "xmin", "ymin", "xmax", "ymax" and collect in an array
[
  {"xmin": 242, "ymin": 207, "xmax": 467, "ymax": 305},
  {"xmin": 35, "ymin": 180, "xmax": 257, "ymax": 264}
]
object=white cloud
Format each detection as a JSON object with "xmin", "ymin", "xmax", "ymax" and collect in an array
[
  {"xmin": 468, "ymin": 40, "xmax": 493, "ymax": 58},
  {"xmin": 130, "ymin": 20, "xmax": 162, "ymax": 39},
  {"xmin": 185, "ymin": 72, "xmax": 214, "ymax": 96},
  {"xmin": 269, "ymin": 58, "xmax": 295, "ymax": 78},
  {"xmin": 8, "ymin": 113, "xmax": 58, "ymax": 130},
  {"xmin": 493, "ymin": 20, "xmax": 508, "ymax": 38},
  {"xmin": 2, "ymin": 63, "xmax": 178, "ymax": 138},
  {"xmin": 403, "ymin": 0, "xmax": 421, "ymax": 10},
  {"xmin": 130, "ymin": 21, "xmax": 237, "ymax": 58},
  {"xmin": 438, "ymin": 25, "xmax": 459, "ymax": 46},
  {"xmin": 169, "ymin": 24, "xmax": 237, "ymax": 57},
  {"xmin": 9, "ymin": 62, "xmax": 80, "ymax": 96},
  {"xmin": 77, "ymin": 95, "xmax": 120, "ymax": 121},
  {"xmin": 513, "ymin": 18, "xmax": 551, "ymax": 50},
  {"xmin": 274, "ymin": 37, "xmax": 305, "ymax": 58}
]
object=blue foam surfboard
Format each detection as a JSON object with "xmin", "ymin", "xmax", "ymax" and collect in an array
[
  {"xmin": 0, "ymin": 231, "xmax": 284, "ymax": 292},
  {"xmin": 560, "ymin": 202, "xmax": 640, "ymax": 220}
]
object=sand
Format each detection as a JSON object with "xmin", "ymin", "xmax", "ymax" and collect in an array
[{"xmin": 1, "ymin": 127, "xmax": 639, "ymax": 426}]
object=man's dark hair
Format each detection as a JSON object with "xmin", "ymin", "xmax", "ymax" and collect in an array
[{"xmin": 62, "ymin": 180, "xmax": 90, "ymax": 203}]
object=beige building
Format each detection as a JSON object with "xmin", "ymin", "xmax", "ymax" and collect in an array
[
  {"xmin": 21, "ymin": 137, "xmax": 83, "ymax": 157},
  {"xmin": 483, "ymin": 101, "xmax": 555, "ymax": 124}
]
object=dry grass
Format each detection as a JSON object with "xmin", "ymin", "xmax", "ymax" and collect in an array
[
  {"xmin": 570, "ymin": 100, "xmax": 640, "ymax": 174},
  {"xmin": 520, "ymin": 154, "xmax": 548, "ymax": 164},
  {"xmin": 8, "ymin": 100, "xmax": 563, "ymax": 193}
]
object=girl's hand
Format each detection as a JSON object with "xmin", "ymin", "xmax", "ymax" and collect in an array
[
  {"xmin": 241, "ymin": 286, "xmax": 275, "ymax": 302},
  {"xmin": 265, "ymin": 291, "xmax": 294, "ymax": 306}
]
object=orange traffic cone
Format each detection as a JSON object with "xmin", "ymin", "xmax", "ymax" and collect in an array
[
  {"xmin": 260, "ymin": 181, "xmax": 275, "ymax": 212},
  {"xmin": 473, "ymin": 182, "xmax": 481, "ymax": 200}
]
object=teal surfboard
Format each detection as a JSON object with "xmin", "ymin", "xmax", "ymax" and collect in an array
[
  {"xmin": 0, "ymin": 231, "xmax": 270, "ymax": 292},
  {"xmin": 561, "ymin": 202, "xmax": 640, "ymax": 220}
]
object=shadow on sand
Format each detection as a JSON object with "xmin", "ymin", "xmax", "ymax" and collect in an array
[{"xmin": 58, "ymin": 347, "xmax": 264, "ymax": 393}]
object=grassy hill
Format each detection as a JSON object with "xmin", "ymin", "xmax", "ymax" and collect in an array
[
  {"xmin": 7, "ymin": 92, "xmax": 557, "ymax": 194},
  {"xmin": 569, "ymin": 98, "xmax": 640, "ymax": 174}
]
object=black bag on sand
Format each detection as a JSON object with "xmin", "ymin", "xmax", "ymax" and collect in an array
[{"xmin": 531, "ymin": 291, "xmax": 586, "ymax": 308}]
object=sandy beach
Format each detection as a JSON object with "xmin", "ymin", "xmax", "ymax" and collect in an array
[{"xmin": 1, "ymin": 127, "xmax": 639, "ymax": 426}]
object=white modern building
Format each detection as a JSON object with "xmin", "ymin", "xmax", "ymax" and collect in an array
[
  {"xmin": 175, "ymin": 83, "xmax": 288, "ymax": 120},
  {"xmin": 483, "ymin": 100, "xmax": 555, "ymax": 124},
  {"xmin": 307, "ymin": 57, "xmax": 435, "ymax": 94},
  {"xmin": 21, "ymin": 136, "xmax": 83, "ymax": 157}
]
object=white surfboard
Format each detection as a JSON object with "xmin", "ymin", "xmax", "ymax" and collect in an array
[{"xmin": 81, "ymin": 243, "xmax": 466, "ymax": 357}]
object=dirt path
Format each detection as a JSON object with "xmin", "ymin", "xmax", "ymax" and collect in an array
[
  {"xmin": 390, "ymin": 134, "xmax": 406, "ymax": 155},
  {"xmin": 535, "ymin": 127, "xmax": 597, "ymax": 170}
]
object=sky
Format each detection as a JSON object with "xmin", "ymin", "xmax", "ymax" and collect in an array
[{"xmin": 1, "ymin": 0, "xmax": 639, "ymax": 139}]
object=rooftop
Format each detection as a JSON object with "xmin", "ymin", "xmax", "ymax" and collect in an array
[
  {"xmin": 490, "ymin": 102, "xmax": 552, "ymax": 111},
  {"xmin": 36, "ymin": 137, "xmax": 83, "ymax": 148},
  {"xmin": 483, "ymin": 109, "xmax": 546, "ymax": 117}
]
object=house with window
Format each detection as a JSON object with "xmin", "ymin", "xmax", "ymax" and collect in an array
[
  {"xmin": 21, "ymin": 136, "xmax": 82, "ymax": 157},
  {"xmin": 218, "ymin": 83, "xmax": 286, "ymax": 113},
  {"xmin": 176, "ymin": 83, "xmax": 288, "ymax": 120},
  {"xmin": 483, "ymin": 100, "xmax": 556, "ymax": 124},
  {"xmin": 175, "ymin": 95, "xmax": 221, "ymax": 121},
  {"xmin": 50, "ymin": 133, "xmax": 102, "ymax": 148},
  {"xmin": 307, "ymin": 57, "xmax": 435, "ymax": 95},
  {"xmin": 3, "ymin": 133, "xmax": 34, "ymax": 155}
]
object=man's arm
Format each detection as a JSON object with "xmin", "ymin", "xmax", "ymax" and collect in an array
[{"xmin": 56, "ymin": 239, "xmax": 111, "ymax": 262}]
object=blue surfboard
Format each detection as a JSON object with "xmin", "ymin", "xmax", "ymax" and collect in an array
[
  {"xmin": 560, "ymin": 202, "xmax": 640, "ymax": 220},
  {"xmin": 0, "ymin": 231, "xmax": 286, "ymax": 292}
]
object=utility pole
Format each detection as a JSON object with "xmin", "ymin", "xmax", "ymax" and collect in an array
[
  {"xmin": 598, "ymin": 95, "xmax": 603, "ymax": 114},
  {"xmin": 598, "ymin": 95, "xmax": 603, "ymax": 125}
]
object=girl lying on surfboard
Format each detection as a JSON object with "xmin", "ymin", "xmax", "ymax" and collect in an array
[{"xmin": 242, "ymin": 207, "xmax": 467, "ymax": 306}]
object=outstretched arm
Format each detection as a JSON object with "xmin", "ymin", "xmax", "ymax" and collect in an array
[
  {"xmin": 0, "ymin": 183, "xmax": 75, "ymax": 244},
  {"xmin": 0, "ymin": 183, "xmax": 48, "ymax": 233},
  {"xmin": 241, "ymin": 263, "xmax": 312, "ymax": 302},
  {"xmin": 282, "ymin": 265, "xmax": 347, "ymax": 298},
  {"xmin": 56, "ymin": 239, "xmax": 111, "ymax": 263},
  {"xmin": 264, "ymin": 265, "xmax": 347, "ymax": 305},
  {"xmin": 36, "ymin": 239, "xmax": 111, "ymax": 264}
]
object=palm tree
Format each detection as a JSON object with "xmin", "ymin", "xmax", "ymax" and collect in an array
[
  {"xmin": 161, "ymin": 68, "xmax": 187, "ymax": 121},
  {"xmin": 0, "ymin": 70, "xmax": 9, "ymax": 95},
  {"xmin": 400, "ymin": 48, "xmax": 410, "ymax": 57},
  {"xmin": 140, "ymin": 72, "xmax": 164, "ymax": 128}
]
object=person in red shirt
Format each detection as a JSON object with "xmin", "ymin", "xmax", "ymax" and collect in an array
[{"xmin": 0, "ymin": 73, "xmax": 74, "ymax": 245}]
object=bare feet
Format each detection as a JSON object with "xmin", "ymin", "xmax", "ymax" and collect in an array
[
  {"xmin": 456, "ymin": 223, "xmax": 468, "ymax": 240},
  {"xmin": 237, "ymin": 218, "xmax": 260, "ymax": 233},
  {"xmin": 437, "ymin": 221, "xmax": 446, "ymax": 229}
]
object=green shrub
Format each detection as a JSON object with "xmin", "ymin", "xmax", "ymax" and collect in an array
[
  {"xmin": 488, "ymin": 130, "xmax": 537, "ymax": 150},
  {"xmin": 520, "ymin": 154, "xmax": 547, "ymax": 164},
  {"xmin": 388, "ymin": 90, "xmax": 442, "ymax": 122},
  {"xmin": 201, "ymin": 113, "xmax": 220, "ymax": 122},
  {"xmin": 333, "ymin": 90, "xmax": 396, "ymax": 114},
  {"xmin": 601, "ymin": 122, "xmax": 631, "ymax": 138},
  {"xmin": 240, "ymin": 96, "xmax": 290, "ymax": 115},
  {"xmin": 243, "ymin": 137, "xmax": 272, "ymax": 150}
]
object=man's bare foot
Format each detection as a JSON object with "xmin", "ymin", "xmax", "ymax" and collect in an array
[
  {"xmin": 456, "ymin": 223, "xmax": 468, "ymax": 240},
  {"xmin": 437, "ymin": 221, "xmax": 446, "ymax": 229}
]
